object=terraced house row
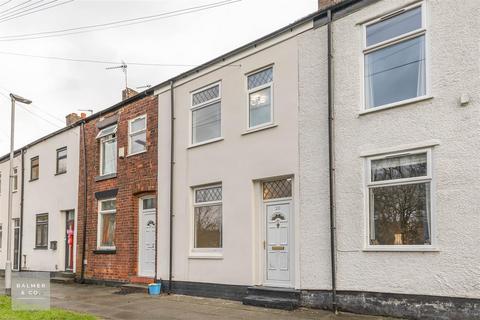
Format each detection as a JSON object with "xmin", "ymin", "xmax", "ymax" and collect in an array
[{"xmin": 0, "ymin": 0, "xmax": 478, "ymax": 319}]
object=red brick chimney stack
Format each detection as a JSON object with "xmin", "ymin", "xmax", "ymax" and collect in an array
[
  {"xmin": 122, "ymin": 87, "xmax": 138, "ymax": 101},
  {"xmin": 318, "ymin": 0, "xmax": 343, "ymax": 10},
  {"xmin": 66, "ymin": 113, "xmax": 82, "ymax": 126}
]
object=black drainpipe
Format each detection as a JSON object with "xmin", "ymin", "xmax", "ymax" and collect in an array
[
  {"xmin": 19, "ymin": 148, "xmax": 25, "ymax": 271},
  {"xmin": 327, "ymin": 9, "xmax": 338, "ymax": 314},
  {"xmin": 168, "ymin": 80, "xmax": 175, "ymax": 294},
  {"xmin": 80, "ymin": 121, "xmax": 88, "ymax": 283}
]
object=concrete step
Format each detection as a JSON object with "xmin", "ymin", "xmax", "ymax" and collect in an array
[
  {"xmin": 119, "ymin": 283, "xmax": 148, "ymax": 294},
  {"xmin": 51, "ymin": 277, "xmax": 75, "ymax": 284},
  {"xmin": 243, "ymin": 286, "xmax": 301, "ymax": 310},
  {"xmin": 52, "ymin": 271, "xmax": 75, "ymax": 279},
  {"xmin": 246, "ymin": 286, "xmax": 301, "ymax": 300},
  {"xmin": 243, "ymin": 295, "xmax": 299, "ymax": 310}
]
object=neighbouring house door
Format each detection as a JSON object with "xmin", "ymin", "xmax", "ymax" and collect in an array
[
  {"xmin": 139, "ymin": 197, "xmax": 156, "ymax": 278},
  {"xmin": 13, "ymin": 218, "xmax": 20, "ymax": 271},
  {"xmin": 65, "ymin": 211, "xmax": 75, "ymax": 272},
  {"xmin": 265, "ymin": 201, "xmax": 292, "ymax": 285}
]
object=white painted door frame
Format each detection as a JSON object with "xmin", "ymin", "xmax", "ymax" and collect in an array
[
  {"xmin": 262, "ymin": 197, "xmax": 294, "ymax": 288},
  {"xmin": 138, "ymin": 196, "xmax": 156, "ymax": 278}
]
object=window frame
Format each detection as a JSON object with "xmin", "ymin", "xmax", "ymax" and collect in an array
[
  {"xmin": 97, "ymin": 198, "xmax": 117, "ymax": 250},
  {"xmin": 190, "ymin": 184, "xmax": 223, "ymax": 258},
  {"xmin": 245, "ymin": 65, "xmax": 274, "ymax": 131},
  {"xmin": 128, "ymin": 114, "xmax": 147, "ymax": 156},
  {"xmin": 30, "ymin": 156, "xmax": 39, "ymax": 181},
  {"xmin": 98, "ymin": 126, "xmax": 117, "ymax": 177},
  {"xmin": 364, "ymin": 148, "xmax": 436, "ymax": 251},
  {"xmin": 361, "ymin": 1, "xmax": 430, "ymax": 113},
  {"xmin": 189, "ymin": 82, "xmax": 223, "ymax": 147},
  {"xmin": 56, "ymin": 147, "xmax": 68, "ymax": 175},
  {"xmin": 35, "ymin": 213, "xmax": 49, "ymax": 249},
  {"xmin": 12, "ymin": 167, "xmax": 18, "ymax": 192}
]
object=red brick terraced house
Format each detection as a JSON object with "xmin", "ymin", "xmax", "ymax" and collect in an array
[{"xmin": 76, "ymin": 89, "xmax": 158, "ymax": 284}]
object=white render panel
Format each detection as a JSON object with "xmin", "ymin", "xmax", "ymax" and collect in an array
[
  {"xmin": 298, "ymin": 0, "xmax": 480, "ymax": 298},
  {"xmin": 22, "ymin": 127, "xmax": 80, "ymax": 272},
  {"xmin": 157, "ymin": 37, "xmax": 300, "ymax": 287}
]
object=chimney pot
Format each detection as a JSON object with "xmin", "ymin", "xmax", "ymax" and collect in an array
[{"xmin": 81, "ymin": 112, "xmax": 86, "ymax": 119}]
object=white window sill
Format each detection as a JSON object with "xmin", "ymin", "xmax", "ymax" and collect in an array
[
  {"xmin": 187, "ymin": 137, "xmax": 224, "ymax": 149},
  {"xmin": 359, "ymin": 95, "xmax": 433, "ymax": 116},
  {"xmin": 126, "ymin": 150, "xmax": 147, "ymax": 157},
  {"xmin": 241, "ymin": 123, "xmax": 278, "ymax": 136},
  {"xmin": 188, "ymin": 251, "xmax": 223, "ymax": 260},
  {"xmin": 363, "ymin": 245, "xmax": 439, "ymax": 252}
]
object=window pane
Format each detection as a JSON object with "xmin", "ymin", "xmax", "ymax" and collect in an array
[
  {"xmin": 57, "ymin": 157, "xmax": 67, "ymax": 173},
  {"xmin": 367, "ymin": 7, "xmax": 422, "ymax": 47},
  {"xmin": 370, "ymin": 182, "xmax": 431, "ymax": 245},
  {"xmin": 192, "ymin": 85, "xmax": 220, "ymax": 106},
  {"xmin": 58, "ymin": 148, "xmax": 67, "ymax": 158},
  {"xmin": 194, "ymin": 205, "xmax": 222, "ymax": 248},
  {"xmin": 37, "ymin": 214, "xmax": 48, "ymax": 223},
  {"xmin": 101, "ymin": 199, "xmax": 116, "ymax": 211},
  {"xmin": 195, "ymin": 186, "xmax": 222, "ymax": 203},
  {"xmin": 365, "ymin": 35, "xmax": 425, "ymax": 108},
  {"xmin": 143, "ymin": 198, "xmax": 156, "ymax": 210},
  {"xmin": 372, "ymin": 153, "xmax": 427, "ymax": 182},
  {"xmin": 131, "ymin": 117, "xmax": 146, "ymax": 132},
  {"xmin": 96, "ymin": 125, "xmax": 117, "ymax": 139},
  {"xmin": 101, "ymin": 213, "xmax": 116, "ymax": 247},
  {"xmin": 130, "ymin": 131, "xmax": 146, "ymax": 154},
  {"xmin": 102, "ymin": 138, "xmax": 117, "ymax": 175},
  {"xmin": 249, "ymin": 87, "xmax": 272, "ymax": 127},
  {"xmin": 192, "ymin": 102, "xmax": 221, "ymax": 144},
  {"xmin": 248, "ymin": 67, "xmax": 273, "ymax": 89},
  {"xmin": 263, "ymin": 178, "xmax": 292, "ymax": 200}
]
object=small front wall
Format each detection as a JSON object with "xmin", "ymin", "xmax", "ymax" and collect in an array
[
  {"xmin": 76, "ymin": 95, "xmax": 158, "ymax": 282},
  {"xmin": 22, "ymin": 127, "xmax": 80, "ymax": 272},
  {"xmin": 157, "ymin": 35, "xmax": 300, "ymax": 287}
]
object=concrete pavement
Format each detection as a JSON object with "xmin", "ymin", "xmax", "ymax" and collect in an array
[{"xmin": 47, "ymin": 282, "xmax": 397, "ymax": 320}]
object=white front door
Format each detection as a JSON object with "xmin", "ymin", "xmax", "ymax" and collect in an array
[
  {"xmin": 139, "ymin": 197, "xmax": 156, "ymax": 277},
  {"xmin": 265, "ymin": 201, "xmax": 292, "ymax": 286}
]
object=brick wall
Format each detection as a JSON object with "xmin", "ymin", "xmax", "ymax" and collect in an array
[{"xmin": 76, "ymin": 94, "xmax": 158, "ymax": 283}]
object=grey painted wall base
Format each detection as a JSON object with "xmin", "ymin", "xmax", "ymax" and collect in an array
[
  {"xmin": 161, "ymin": 280, "xmax": 248, "ymax": 301},
  {"xmin": 302, "ymin": 290, "xmax": 480, "ymax": 320}
]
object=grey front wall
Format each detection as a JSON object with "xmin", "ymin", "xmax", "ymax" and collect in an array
[{"xmin": 298, "ymin": 0, "xmax": 480, "ymax": 300}]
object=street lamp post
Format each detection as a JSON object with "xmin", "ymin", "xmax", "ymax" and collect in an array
[{"xmin": 5, "ymin": 93, "xmax": 32, "ymax": 295}]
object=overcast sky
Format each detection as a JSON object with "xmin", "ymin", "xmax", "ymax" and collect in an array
[{"xmin": 0, "ymin": 0, "xmax": 316, "ymax": 154}]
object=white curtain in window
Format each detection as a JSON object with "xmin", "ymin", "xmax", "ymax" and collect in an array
[
  {"xmin": 416, "ymin": 36, "xmax": 426, "ymax": 96},
  {"xmin": 103, "ymin": 139, "xmax": 116, "ymax": 174}
]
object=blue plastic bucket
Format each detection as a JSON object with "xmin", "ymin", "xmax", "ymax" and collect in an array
[{"xmin": 148, "ymin": 283, "xmax": 161, "ymax": 295}]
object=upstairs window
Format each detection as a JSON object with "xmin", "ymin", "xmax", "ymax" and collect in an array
[
  {"xmin": 30, "ymin": 156, "xmax": 39, "ymax": 181},
  {"xmin": 247, "ymin": 66, "xmax": 273, "ymax": 129},
  {"xmin": 128, "ymin": 115, "xmax": 147, "ymax": 155},
  {"xmin": 191, "ymin": 83, "xmax": 221, "ymax": 145},
  {"xmin": 367, "ymin": 150, "xmax": 433, "ymax": 247},
  {"xmin": 96, "ymin": 124, "xmax": 117, "ymax": 176},
  {"xmin": 12, "ymin": 167, "xmax": 18, "ymax": 192},
  {"xmin": 364, "ymin": 3, "xmax": 426, "ymax": 109},
  {"xmin": 56, "ymin": 147, "xmax": 67, "ymax": 174}
]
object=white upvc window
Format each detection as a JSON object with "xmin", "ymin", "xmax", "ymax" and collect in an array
[
  {"xmin": 12, "ymin": 167, "xmax": 18, "ymax": 192},
  {"xmin": 247, "ymin": 66, "xmax": 274, "ymax": 129},
  {"xmin": 366, "ymin": 149, "xmax": 434, "ymax": 250},
  {"xmin": 192, "ymin": 185, "xmax": 223, "ymax": 252},
  {"xmin": 190, "ymin": 82, "xmax": 222, "ymax": 145},
  {"xmin": 128, "ymin": 115, "xmax": 147, "ymax": 155},
  {"xmin": 363, "ymin": 2, "xmax": 427, "ymax": 110},
  {"xmin": 97, "ymin": 124, "xmax": 117, "ymax": 176},
  {"xmin": 97, "ymin": 198, "xmax": 116, "ymax": 250}
]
